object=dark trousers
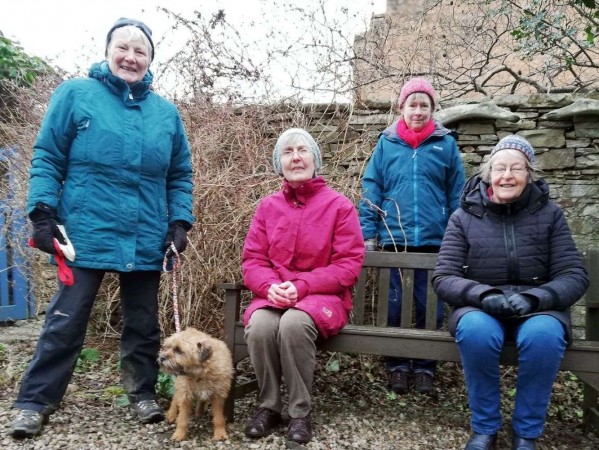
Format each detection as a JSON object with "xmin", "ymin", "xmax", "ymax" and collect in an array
[
  {"xmin": 385, "ymin": 247, "xmax": 444, "ymax": 375},
  {"xmin": 14, "ymin": 267, "xmax": 161, "ymax": 415}
]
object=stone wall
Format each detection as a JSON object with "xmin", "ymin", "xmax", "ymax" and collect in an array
[{"xmin": 300, "ymin": 94, "xmax": 599, "ymax": 339}]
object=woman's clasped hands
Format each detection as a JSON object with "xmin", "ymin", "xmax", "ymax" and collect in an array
[{"xmin": 268, "ymin": 281, "xmax": 298, "ymax": 307}]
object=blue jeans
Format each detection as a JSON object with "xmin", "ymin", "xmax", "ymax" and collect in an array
[
  {"xmin": 14, "ymin": 267, "xmax": 161, "ymax": 415},
  {"xmin": 456, "ymin": 311, "xmax": 566, "ymax": 439},
  {"xmin": 386, "ymin": 267, "xmax": 444, "ymax": 375}
]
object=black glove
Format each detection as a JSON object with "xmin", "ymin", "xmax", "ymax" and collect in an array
[
  {"xmin": 164, "ymin": 221, "xmax": 191, "ymax": 257},
  {"xmin": 29, "ymin": 202, "xmax": 66, "ymax": 255},
  {"xmin": 481, "ymin": 293, "xmax": 515, "ymax": 317},
  {"xmin": 507, "ymin": 293, "xmax": 536, "ymax": 316}
]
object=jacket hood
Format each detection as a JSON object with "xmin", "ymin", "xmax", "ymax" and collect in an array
[
  {"xmin": 89, "ymin": 61, "xmax": 153, "ymax": 100},
  {"xmin": 460, "ymin": 174, "xmax": 550, "ymax": 218},
  {"xmin": 381, "ymin": 118, "xmax": 456, "ymax": 143}
]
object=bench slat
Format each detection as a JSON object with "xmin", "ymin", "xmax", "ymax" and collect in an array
[
  {"xmin": 352, "ymin": 270, "xmax": 368, "ymax": 325},
  {"xmin": 399, "ymin": 268, "xmax": 414, "ymax": 328},
  {"xmin": 229, "ymin": 321, "xmax": 599, "ymax": 376},
  {"xmin": 376, "ymin": 268, "xmax": 390, "ymax": 326},
  {"xmin": 363, "ymin": 251, "xmax": 437, "ymax": 269},
  {"xmin": 425, "ymin": 269, "xmax": 438, "ymax": 330},
  {"xmin": 587, "ymin": 250, "xmax": 599, "ymax": 309}
]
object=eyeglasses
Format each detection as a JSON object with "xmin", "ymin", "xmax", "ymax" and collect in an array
[
  {"xmin": 281, "ymin": 147, "xmax": 310, "ymax": 159},
  {"xmin": 491, "ymin": 166, "xmax": 528, "ymax": 175}
]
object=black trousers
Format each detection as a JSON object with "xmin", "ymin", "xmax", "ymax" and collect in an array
[{"xmin": 14, "ymin": 267, "xmax": 161, "ymax": 415}]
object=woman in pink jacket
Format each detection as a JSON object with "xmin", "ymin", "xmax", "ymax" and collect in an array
[{"xmin": 242, "ymin": 128, "xmax": 365, "ymax": 444}]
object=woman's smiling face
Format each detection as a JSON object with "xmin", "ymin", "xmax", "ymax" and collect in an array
[
  {"xmin": 489, "ymin": 150, "xmax": 530, "ymax": 204},
  {"xmin": 107, "ymin": 27, "xmax": 151, "ymax": 85}
]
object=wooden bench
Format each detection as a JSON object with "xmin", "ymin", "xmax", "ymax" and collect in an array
[{"xmin": 219, "ymin": 249, "xmax": 599, "ymax": 430}]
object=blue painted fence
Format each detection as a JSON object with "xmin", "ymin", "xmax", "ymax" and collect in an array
[{"xmin": 0, "ymin": 147, "xmax": 34, "ymax": 321}]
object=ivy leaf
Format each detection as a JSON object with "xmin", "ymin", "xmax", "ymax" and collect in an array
[
  {"xmin": 326, "ymin": 359, "xmax": 340, "ymax": 373},
  {"xmin": 585, "ymin": 25, "xmax": 595, "ymax": 44}
]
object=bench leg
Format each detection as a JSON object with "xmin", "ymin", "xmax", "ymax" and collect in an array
[{"xmin": 583, "ymin": 383, "xmax": 599, "ymax": 434}]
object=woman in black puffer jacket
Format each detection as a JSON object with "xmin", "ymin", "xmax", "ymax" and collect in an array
[{"xmin": 432, "ymin": 135, "xmax": 588, "ymax": 450}]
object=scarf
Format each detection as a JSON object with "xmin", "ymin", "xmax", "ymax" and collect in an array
[{"xmin": 396, "ymin": 118, "xmax": 436, "ymax": 149}]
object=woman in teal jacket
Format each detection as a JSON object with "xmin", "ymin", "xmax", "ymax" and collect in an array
[
  {"xmin": 359, "ymin": 77, "xmax": 464, "ymax": 395},
  {"xmin": 10, "ymin": 18, "xmax": 194, "ymax": 439}
]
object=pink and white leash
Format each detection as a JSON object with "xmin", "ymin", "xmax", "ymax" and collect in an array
[{"xmin": 162, "ymin": 243, "xmax": 182, "ymax": 333}]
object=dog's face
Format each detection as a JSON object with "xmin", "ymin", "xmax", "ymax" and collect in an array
[{"xmin": 158, "ymin": 328, "xmax": 213, "ymax": 376}]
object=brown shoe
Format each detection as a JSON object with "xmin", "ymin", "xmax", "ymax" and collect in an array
[
  {"xmin": 388, "ymin": 370, "xmax": 409, "ymax": 394},
  {"xmin": 413, "ymin": 372, "xmax": 435, "ymax": 394},
  {"xmin": 287, "ymin": 414, "xmax": 312, "ymax": 444},
  {"xmin": 244, "ymin": 407, "xmax": 282, "ymax": 438}
]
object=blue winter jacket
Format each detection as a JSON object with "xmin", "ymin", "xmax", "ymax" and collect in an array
[
  {"xmin": 359, "ymin": 119, "xmax": 465, "ymax": 247},
  {"xmin": 27, "ymin": 62, "xmax": 194, "ymax": 272}
]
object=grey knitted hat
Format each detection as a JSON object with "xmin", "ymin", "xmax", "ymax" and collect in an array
[
  {"xmin": 491, "ymin": 135, "xmax": 536, "ymax": 163},
  {"xmin": 272, "ymin": 128, "xmax": 322, "ymax": 177},
  {"xmin": 106, "ymin": 18, "xmax": 154, "ymax": 61}
]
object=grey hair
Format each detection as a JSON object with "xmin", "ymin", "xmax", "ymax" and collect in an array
[
  {"xmin": 480, "ymin": 149, "xmax": 540, "ymax": 183},
  {"xmin": 272, "ymin": 128, "xmax": 322, "ymax": 176},
  {"xmin": 107, "ymin": 25, "xmax": 152, "ymax": 59}
]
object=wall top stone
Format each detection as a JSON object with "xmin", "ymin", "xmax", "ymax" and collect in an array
[
  {"xmin": 493, "ymin": 93, "xmax": 599, "ymax": 109},
  {"xmin": 543, "ymin": 99, "xmax": 599, "ymax": 120},
  {"xmin": 435, "ymin": 102, "xmax": 520, "ymax": 125}
]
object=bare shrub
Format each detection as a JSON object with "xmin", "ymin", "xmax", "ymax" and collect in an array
[
  {"xmin": 88, "ymin": 99, "xmax": 387, "ymax": 338},
  {"xmin": 1, "ymin": 74, "xmax": 63, "ymax": 311}
]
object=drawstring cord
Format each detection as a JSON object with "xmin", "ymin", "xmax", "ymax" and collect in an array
[{"xmin": 162, "ymin": 243, "xmax": 181, "ymax": 333}]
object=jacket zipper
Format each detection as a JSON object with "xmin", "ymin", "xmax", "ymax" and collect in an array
[{"xmin": 504, "ymin": 206, "xmax": 519, "ymax": 284}]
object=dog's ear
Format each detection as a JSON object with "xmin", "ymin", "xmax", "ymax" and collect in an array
[{"xmin": 198, "ymin": 342, "xmax": 212, "ymax": 362}]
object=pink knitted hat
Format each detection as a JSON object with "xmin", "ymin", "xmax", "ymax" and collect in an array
[{"xmin": 397, "ymin": 77, "xmax": 437, "ymax": 109}]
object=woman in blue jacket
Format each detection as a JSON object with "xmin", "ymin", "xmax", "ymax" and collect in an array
[
  {"xmin": 10, "ymin": 18, "xmax": 194, "ymax": 439},
  {"xmin": 359, "ymin": 77, "xmax": 465, "ymax": 395}
]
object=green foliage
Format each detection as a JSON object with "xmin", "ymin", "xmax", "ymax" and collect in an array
[
  {"xmin": 326, "ymin": 358, "xmax": 340, "ymax": 373},
  {"xmin": 507, "ymin": 0, "xmax": 599, "ymax": 58},
  {"xmin": 104, "ymin": 385, "xmax": 126, "ymax": 396},
  {"xmin": 0, "ymin": 33, "xmax": 51, "ymax": 86},
  {"xmin": 75, "ymin": 347, "xmax": 101, "ymax": 373},
  {"xmin": 156, "ymin": 371, "xmax": 175, "ymax": 398},
  {"xmin": 114, "ymin": 371, "xmax": 174, "ymax": 408},
  {"xmin": 116, "ymin": 394, "xmax": 130, "ymax": 407},
  {"xmin": 0, "ymin": 343, "xmax": 6, "ymax": 361}
]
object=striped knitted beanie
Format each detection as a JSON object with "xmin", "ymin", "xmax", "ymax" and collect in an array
[{"xmin": 491, "ymin": 135, "xmax": 536, "ymax": 163}]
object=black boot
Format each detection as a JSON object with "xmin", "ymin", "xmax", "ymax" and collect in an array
[
  {"xmin": 465, "ymin": 433, "xmax": 497, "ymax": 450},
  {"xmin": 512, "ymin": 435, "xmax": 536, "ymax": 450}
]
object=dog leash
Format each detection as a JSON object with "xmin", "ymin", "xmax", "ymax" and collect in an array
[{"xmin": 163, "ymin": 243, "xmax": 182, "ymax": 333}]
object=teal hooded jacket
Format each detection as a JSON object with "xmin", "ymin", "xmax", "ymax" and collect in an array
[{"xmin": 27, "ymin": 62, "xmax": 194, "ymax": 271}]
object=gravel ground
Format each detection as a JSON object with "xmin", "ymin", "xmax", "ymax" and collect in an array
[{"xmin": 1, "ymin": 319, "xmax": 598, "ymax": 449}]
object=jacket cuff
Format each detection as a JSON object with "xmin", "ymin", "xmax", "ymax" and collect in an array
[
  {"xmin": 28, "ymin": 202, "xmax": 56, "ymax": 222},
  {"xmin": 294, "ymin": 280, "xmax": 309, "ymax": 300},
  {"xmin": 170, "ymin": 220, "xmax": 192, "ymax": 231},
  {"xmin": 524, "ymin": 288, "xmax": 553, "ymax": 311},
  {"xmin": 467, "ymin": 285, "xmax": 500, "ymax": 308}
]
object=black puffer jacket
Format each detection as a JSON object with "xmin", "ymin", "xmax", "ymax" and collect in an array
[{"xmin": 432, "ymin": 175, "xmax": 589, "ymax": 343}]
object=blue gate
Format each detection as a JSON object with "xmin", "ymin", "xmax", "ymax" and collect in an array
[{"xmin": 0, "ymin": 147, "xmax": 34, "ymax": 321}]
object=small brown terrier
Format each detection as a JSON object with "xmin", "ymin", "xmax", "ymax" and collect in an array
[{"xmin": 158, "ymin": 327, "xmax": 233, "ymax": 441}]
